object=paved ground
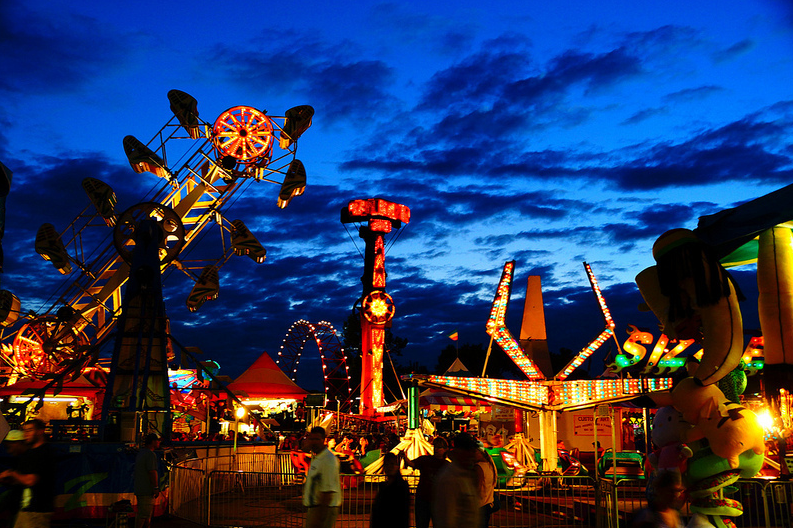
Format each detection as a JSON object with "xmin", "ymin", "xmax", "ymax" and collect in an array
[{"xmin": 52, "ymin": 514, "xmax": 206, "ymax": 527}]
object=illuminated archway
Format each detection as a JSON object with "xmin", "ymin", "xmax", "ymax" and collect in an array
[{"xmin": 276, "ymin": 319, "xmax": 353, "ymax": 411}]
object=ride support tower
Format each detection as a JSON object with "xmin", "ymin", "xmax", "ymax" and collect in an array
[{"xmin": 341, "ymin": 199, "xmax": 410, "ymax": 418}]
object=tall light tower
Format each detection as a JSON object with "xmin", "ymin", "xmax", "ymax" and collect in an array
[{"xmin": 341, "ymin": 199, "xmax": 410, "ymax": 418}]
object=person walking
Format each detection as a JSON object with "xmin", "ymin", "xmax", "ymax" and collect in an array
[
  {"xmin": 475, "ymin": 447, "xmax": 498, "ymax": 528},
  {"xmin": 370, "ymin": 453, "xmax": 409, "ymax": 528},
  {"xmin": 302, "ymin": 427, "xmax": 342, "ymax": 528},
  {"xmin": 0, "ymin": 419, "xmax": 57, "ymax": 528},
  {"xmin": 630, "ymin": 470, "xmax": 685, "ymax": 528},
  {"xmin": 134, "ymin": 433, "xmax": 161, "ymax": 528},
  {"xmin": 401, "ymin": 437, "xmax": 449, "ymax": 528},
  {"xmin": 431, "ymin": 433, "xmax": 481, "ymax": 528},
  {"xmin": 0, "ymin": 430, "xmax": 30, "ymax": 528}
]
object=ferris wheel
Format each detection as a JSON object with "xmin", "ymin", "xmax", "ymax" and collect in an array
[
  {"xmin": 0, "ymin": 90, "xmax": 314, "ymax": 380},
  {"xmin": 276, "ymin": 319, "xmax": 353, "ymax": 411}
]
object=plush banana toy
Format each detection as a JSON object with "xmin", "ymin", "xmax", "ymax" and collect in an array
[{"xmin": 636, "ymin": 229, "xmax": 743, "ymax": 386}]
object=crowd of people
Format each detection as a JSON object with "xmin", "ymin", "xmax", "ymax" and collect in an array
[
  {"xmin": 0, "ymin": 419, "xmax": 696, "ymax": 528},
  {"xmin": 301, "ymin": 426, "xmax": 499, "ymax": 528}
]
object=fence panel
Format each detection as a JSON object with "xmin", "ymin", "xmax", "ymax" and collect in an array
[
  {"xmin": 763, "ymin": 479, "xmax": 793, "ymax": 528},
  {"xmin": 170, "ymin": 464, "xmax": 208, "ymax": 525},
  {"xmin": 171, "ymin": 454, "xmax": 793, "ymax": 528},
  {"xmin": 490, "ymin": 475, "xmax": 598, "ymax": 528},
  {"xmin": 598, "ymin": 478, "xmax": 647, "ymax": 528}
]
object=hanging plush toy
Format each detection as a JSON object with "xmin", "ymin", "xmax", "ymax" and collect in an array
[
  {"xmin": 636, "ymin": 229, "xmax": 744, "ymax": 386},
  {"xmin": 717, "ymin": 365, "xmax": 747, "ymax": 405},
  {"xmin": 670, "ymin": 378, "xmax": 765, "ymax": 528},
  {"xmin": 648, "ymin": 406, "xmax": 693, "ymax": 475}
]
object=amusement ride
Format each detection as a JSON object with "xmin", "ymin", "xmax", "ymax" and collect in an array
[{"xmin": 0, "ymin": 89, "xmax": 314, "ymax": 440}]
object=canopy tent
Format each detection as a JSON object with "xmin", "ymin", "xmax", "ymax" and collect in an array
[
  {"xmin": 0, "ymin": 375, "xmax": 105, "ymax": 399},
  {"xmin": 694, "ymin": 181, "xmax": 793, "ymax": 266},
  {"xmin": 227, "ymin": 351, "xmax": 308, "ymax": 401},
  {"xmin": 419, "ymin": 358, "xmax": 491, "ymax": 412}
]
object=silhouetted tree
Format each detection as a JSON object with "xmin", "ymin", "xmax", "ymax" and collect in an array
[{"xmin": 551, "ymin": 347, "xmax": 577, "ymax": 375}]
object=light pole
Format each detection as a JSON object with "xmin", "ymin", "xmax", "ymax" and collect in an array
[{"xmin": 233, "ymin": 406, "xmax": 246, "ymax": 453}]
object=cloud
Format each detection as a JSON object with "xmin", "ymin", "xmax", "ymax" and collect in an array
[
  {"xmin": 606, "ymin": 109, "xmax": 793, "ymax": 190},
  {"xmin": 663, "ymin": 85, "xmax": 724, "ymax": 103},
  {"xmin": 417, "ymin": 35, "xmax": 534, "ymax": 111},
  {"xmin": 621, "ymin": 107, "xmax": 668, "ymax": 125},
  {"xmin": 0, "ymin": 4, "xmax": 128, "ymax": 94},
  {"xmin": 598, "ymin": 200, "xmax": 707, "ymax": 248},
  {"xmin": 712, "ymin": 39, "xmax": 755, "ymax": 63},
  {"xmin": 620, "ymin": 25, "xmax": 703, "ymax": 61},
  {"xmin": 206, "ymin": 33, "xmax": 399, "ymax": 124},
  {"xmin": 621, "ymin": 86, "xmax": 724, "ymax": 125}
]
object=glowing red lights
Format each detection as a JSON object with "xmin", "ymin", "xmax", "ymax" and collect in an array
[{"xmin": 212, "ymin": 106, "xmax": 274, "ymax": 164}]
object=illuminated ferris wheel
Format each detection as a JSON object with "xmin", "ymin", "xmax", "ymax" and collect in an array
[
  {"xmin": 276, "ymin": 319, "xmax": 353, "ymax": 411},
  {"xmin": 0, "ymin": 90, "xmax": 314, "ymax": 380}
]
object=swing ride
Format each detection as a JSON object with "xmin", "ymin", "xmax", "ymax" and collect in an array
[{"xmin": 0, "ymin": 89, "xmax": 314, "ymax": 411}]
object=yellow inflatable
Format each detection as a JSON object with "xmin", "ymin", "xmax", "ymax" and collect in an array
[
  {"xmin": 671, "ymin": 378, "xmax": 727, "ymax": 425},
  {"xmin": 758, "ymin": 226, "xmax": 793, "ymax": 366}
]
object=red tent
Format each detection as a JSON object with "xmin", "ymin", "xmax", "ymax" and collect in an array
[
  {"xmin": 228, "ymin": 351, "xmax": 307, "ymax": 400},
  {"xmin": 0, "ymin": 375, "xmax": 104, "ymax": 399}
]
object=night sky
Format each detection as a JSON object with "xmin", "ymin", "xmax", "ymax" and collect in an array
[{"xmin": 1, "ymin": 1, "xmax": 791, "ymax": 392}]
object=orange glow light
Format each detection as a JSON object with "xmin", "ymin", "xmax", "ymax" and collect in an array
[
  {"xmin": 373, "ymin": 237, "xmax": 386, "ymax": 289},
  {"xmin": 344, "ymin": 199, "xmax": 411, "ymax": 225},
  {"xmin": 212, "ymin": 106, "xmax": 274, "ymax": 164},
  {"xmin": 371, "ymin": 327, "xmax": 385, "ymax": 409}
]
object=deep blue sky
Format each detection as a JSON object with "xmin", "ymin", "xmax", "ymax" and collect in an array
[{"xmin": 0, "ymin": 1, "xmax": 791, "ymax": 391}]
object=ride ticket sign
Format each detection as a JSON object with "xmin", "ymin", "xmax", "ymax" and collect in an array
[{"xmin": 572, "ymin": 414, "xmax": 612, "ymax": 436}]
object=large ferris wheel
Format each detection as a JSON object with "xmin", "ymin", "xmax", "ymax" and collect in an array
[
  {"xmin": 275, "ymin": 319, "xmax": 353, "ymax": 411},
  {"xmin": 0, "ymin": 90, "xmax": 314, "ymax": 381}
]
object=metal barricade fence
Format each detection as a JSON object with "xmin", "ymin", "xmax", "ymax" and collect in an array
[
  {"xmin": 733, "ymin": 478, "xmax": 793, "ymax": 528},
  {"xmin": 495, "ymin": 474, "xmax": 599, "ymax": 528},
  {"xmin": 599, "ymin": 477, "xmax": 793, "ymax": 528},
  {"xmin": 598, "ymin": 477, "xmax": 646, "ymax": 528},
  {"xmin": 170, "ymin": 463, "xmax": 208, "ymax": 525},
  {"xmin": 169, "ymin": 453, "xmax": 297, "ymax": 526},
  {"xmin": 170, "ymin": 455, "xmax": 793, "ymax": 528},
  {"xmin": 174, "ymin": 465, "xmax": 601, "ymax": 527}
]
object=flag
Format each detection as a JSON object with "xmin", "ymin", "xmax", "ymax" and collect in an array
[{"xmin": 448, "ymin": 330, "xmax": 458, "ymax": 341}]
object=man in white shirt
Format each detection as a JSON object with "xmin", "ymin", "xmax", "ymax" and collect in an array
[{"xmin": 302, "ymin": 427, "xmax": 342, "ymax": 528}]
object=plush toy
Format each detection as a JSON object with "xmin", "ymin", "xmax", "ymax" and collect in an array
[
  {"xmin": 686, "ymin": 400, "xmax": 765, "ymax": 470},
  {"xmin": 670, "ymin": 377, "xmax": 764, "ymax": 469},
  {"xmin": 635, "ymin": 229, "xmax": 744, "ymax": 386},
  {"xmin": 717, "ymin": 365, "xmax": 747, "ymax": 404},
  {"xmin": 671, "ymin": 377, "xmax": 728, "ymax": 426},
  {"xmin": 648, "ymin": 406, "xmax": 693, "ymax": 474}
]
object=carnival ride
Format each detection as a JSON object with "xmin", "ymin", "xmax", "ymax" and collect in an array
[
  {"xmin": 340, "ymin": 198, "xmax": 411, "ymax": 418},
  {"xmin": 275, "ymin": 319, "xmax": 352, "ymax": 411},
  {"xmin": 405, "ymin": 261, "xmax": 673, "ymax": 472},
  {"xmin": 0, "ymin": 89, "xmax": 314, "ymax": 437}
]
